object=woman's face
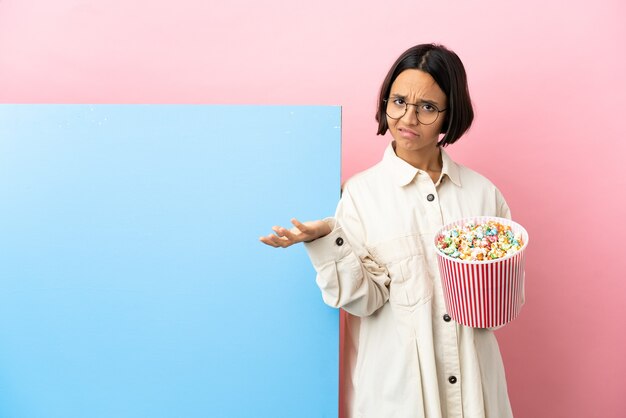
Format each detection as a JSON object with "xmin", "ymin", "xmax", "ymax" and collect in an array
[{"xmin": 386, "ymin": 69, "xmax": 448, "ymax": 158}]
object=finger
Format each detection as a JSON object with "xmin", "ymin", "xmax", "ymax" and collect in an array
[
  {"xmin": 272, "ymin": 226, "xmax": 290, "ymax": 238},
  {"xmin": 291, "ymin": 218, "xmax": 309, "ymax": 233},
  {"xmin": 262, "ymin": 232, "xmax": 290, "ymax": 248},
  {"xmin": 278, "ymin": 226, "xmax": 302, "ymax": 243},
  {"xmin": 269, "ymin": 231, "xmax": 293, "ymax": 248},
  {"xmin": 273, "ymin": 225, "xmax": 302, "ymax": 242},
  {"xmin": 259, "ymin": 235, "xmax": 279, "ymax": 247}
]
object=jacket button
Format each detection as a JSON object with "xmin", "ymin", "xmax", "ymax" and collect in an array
[
  {"xmin": 448, "ymin": 376, "xmax": 457, "ymax": 384},
  {"xmin": 443, "ymin": 314, "xmax": 451, "ymax": 322},
  {"xmin": 427, "ymin": 194, "xmax": 435, "ymax": 202},
  {"xmin": 335, "ymin": 237, "xmax": 344, "ymax": 246}
]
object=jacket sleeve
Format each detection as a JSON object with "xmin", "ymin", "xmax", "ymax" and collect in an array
[
  {"xmin": 304, "ymin": 187, "xmax": 390, "ymax": 317},
  {"xmin": 496, "ymin": 187, "xmax": 512, "ymax": 220}
]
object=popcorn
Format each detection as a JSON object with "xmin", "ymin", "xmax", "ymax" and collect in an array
[
  {"xmin": 436, "ymin": 220, "xmax": 524, "ymax": 261},
  {"xmin": 434, "ymin": 216, "xmax": 529, "ymax": 327}
]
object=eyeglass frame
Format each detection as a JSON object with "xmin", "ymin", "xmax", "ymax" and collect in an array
[{"xmin": 382, "ymin": 98, "xmax": 447, "ymax": 125}]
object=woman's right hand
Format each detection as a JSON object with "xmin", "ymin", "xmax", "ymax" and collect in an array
[{"xmin": 259, "ymin": 218, "xmax": 331, "ymax": 248}]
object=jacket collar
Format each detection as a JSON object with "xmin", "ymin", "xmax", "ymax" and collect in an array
[{"xmin": 383, "ymin": 141, "xmax": 462, "ymax": 187}]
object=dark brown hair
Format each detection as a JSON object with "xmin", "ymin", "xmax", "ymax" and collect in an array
[{"xmin": 376, "ymin": 44, "xmax": 474, "ymax": 147}]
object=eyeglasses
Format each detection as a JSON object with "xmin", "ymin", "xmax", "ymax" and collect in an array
[{"xmin": 383, "ymin": 98, "xmax": 447, "ymax": 125}]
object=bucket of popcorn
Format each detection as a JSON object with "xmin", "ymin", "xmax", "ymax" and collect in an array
[{"xmin": 434, "ymin": 216, "xmax": 528, "ymax": 328}]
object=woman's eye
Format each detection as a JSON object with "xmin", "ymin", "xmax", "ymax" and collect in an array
[
  {"xmin": 392, "ymin": 98, "xmax": 405, "ymax": 106},
  {"xmin": 421, "ymin": 104, "xmax": 436, "ymax": 113}
]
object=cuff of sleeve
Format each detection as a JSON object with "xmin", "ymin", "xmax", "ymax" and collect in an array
[{"xmin": 304, "ymin": 218, "xmax": 351, "ymax": 267}]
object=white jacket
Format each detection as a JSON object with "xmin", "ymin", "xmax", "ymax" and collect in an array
[{"xmin": 305, "ymin": 142, "xmax": 518, "ymax": 418}]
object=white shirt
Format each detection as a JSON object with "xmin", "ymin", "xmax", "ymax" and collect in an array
[{"xmin": 305, "ymin": 142, "xmax": 517, "ymax": 418}]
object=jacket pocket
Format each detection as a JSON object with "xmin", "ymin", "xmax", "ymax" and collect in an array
[{"xmin": 367, "ymin": 234, "xmax": 433, "ymax": 310}]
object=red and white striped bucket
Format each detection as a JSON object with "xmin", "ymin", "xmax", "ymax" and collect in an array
[{"xmin": 434, "ymin": 216, "xmax": 529, "ymax": 328}]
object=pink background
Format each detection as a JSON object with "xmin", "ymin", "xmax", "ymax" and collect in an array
[{"xmin": 1, "ymin": 1, "xmax": 625, "ymax": 417}]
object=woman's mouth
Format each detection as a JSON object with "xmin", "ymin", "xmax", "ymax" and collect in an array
[{"xmin": 398, "ymin": 127, "xmax": 419, "ymax": 138}]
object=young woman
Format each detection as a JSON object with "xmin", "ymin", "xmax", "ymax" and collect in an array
[{"xmin": 260, "ymin": 44, "xmax": 516, "ymax": 418}]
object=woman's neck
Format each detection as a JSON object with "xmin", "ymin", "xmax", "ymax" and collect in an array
[{"xmin": 394, "ymin": 142, "xmax": 443, "ymax": 173}]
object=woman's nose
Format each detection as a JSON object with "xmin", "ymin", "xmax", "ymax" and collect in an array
[{"xmin": 401, "ymin": 104, "xmax": 420, "ymax": 125}]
